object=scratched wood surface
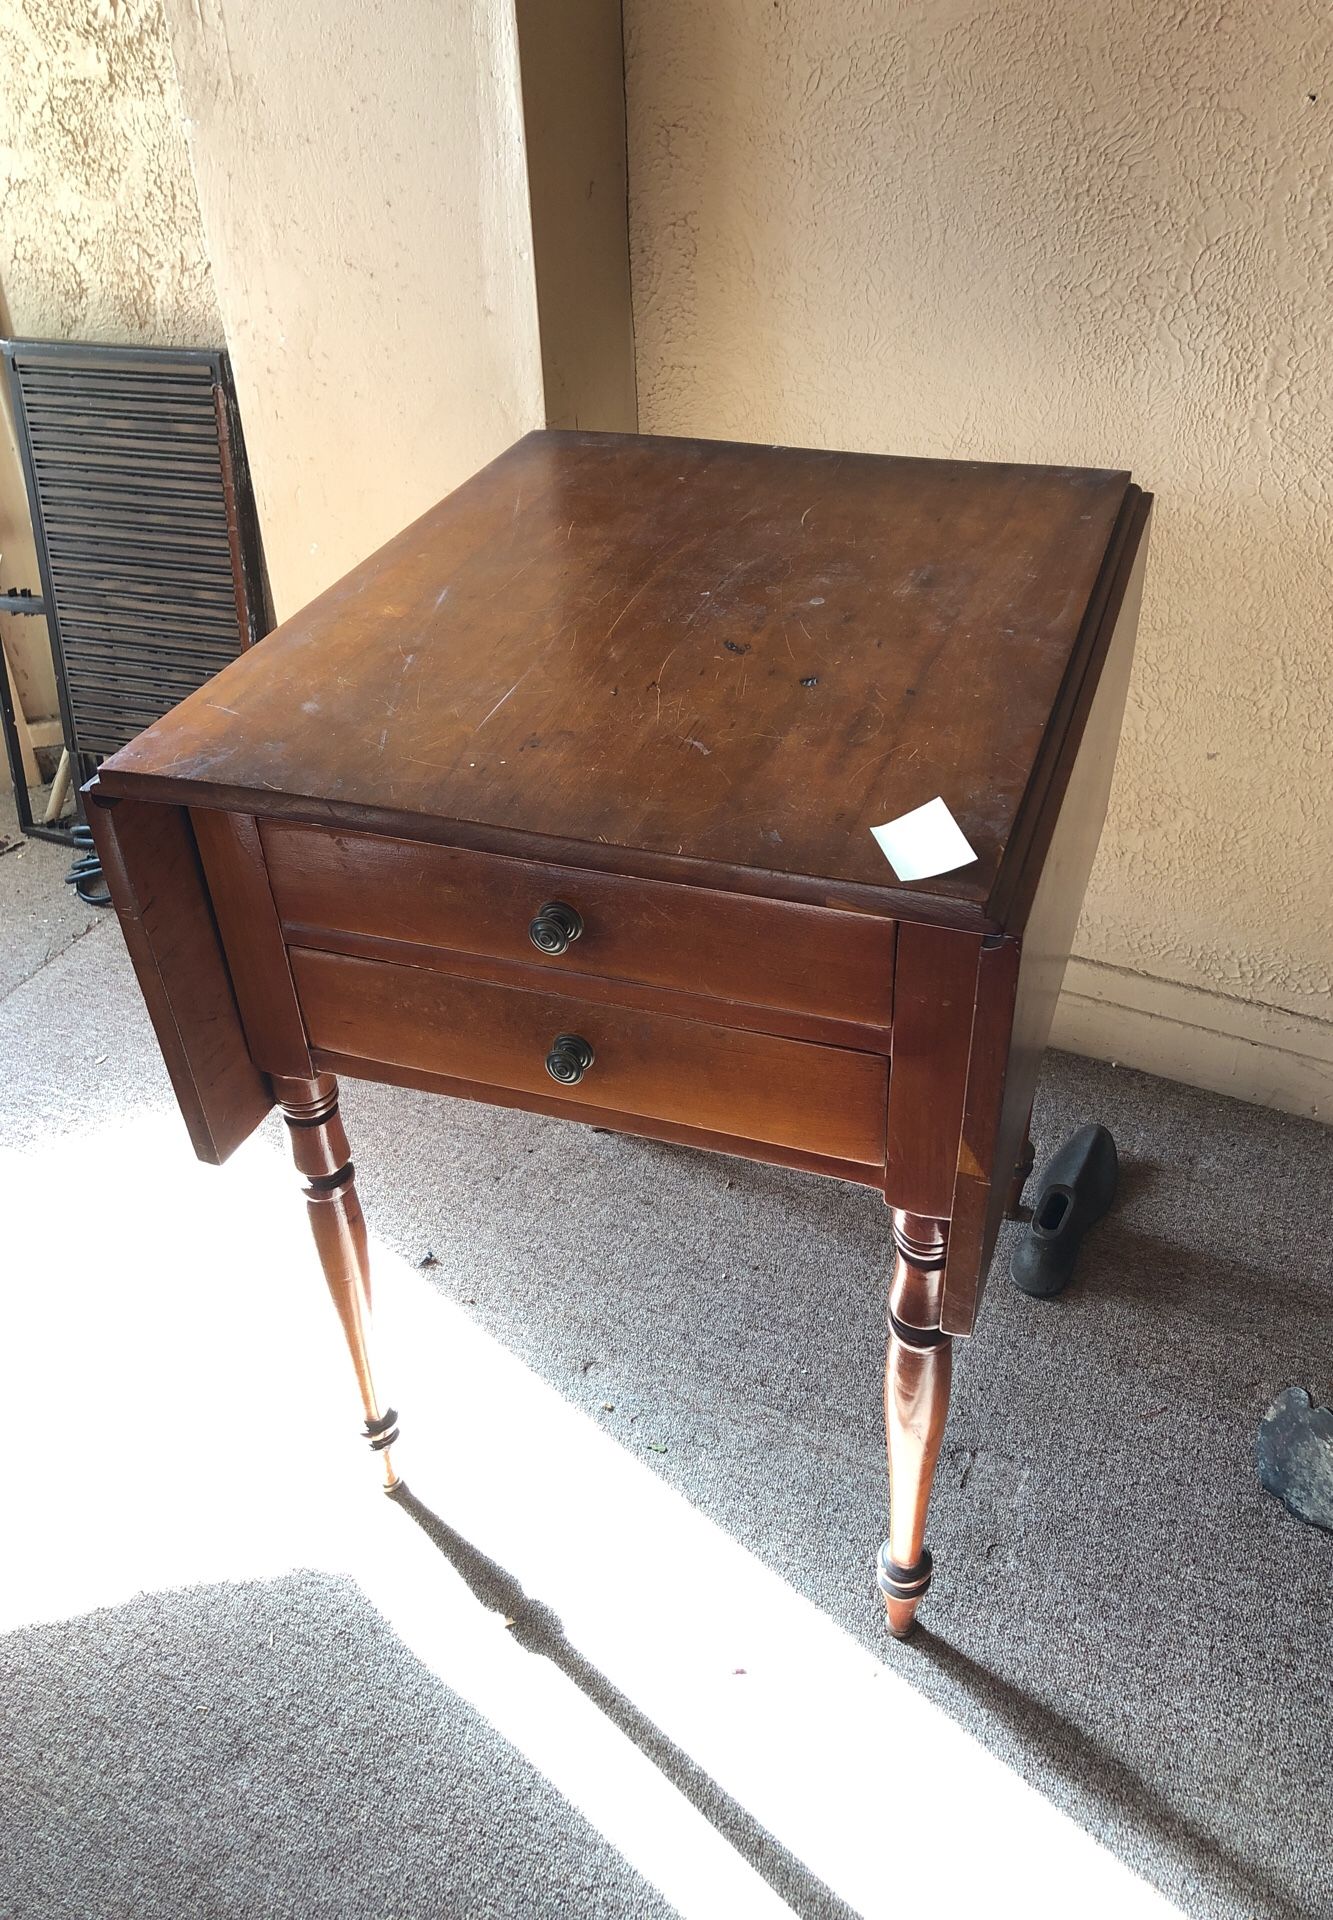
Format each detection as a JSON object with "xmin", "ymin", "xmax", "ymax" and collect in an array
[
  {"xmin": 98, "ymin": 430, "xmax": 1131, "ymax": 931},
  {"xmin": 259, "ymin": 818, "xmax": 895, "ymax": 1030},
  {"xmin": 291, "ymin": 944, "xmax": 889, "ymax": 1166}
]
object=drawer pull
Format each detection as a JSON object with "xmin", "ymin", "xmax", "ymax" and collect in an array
[
  {"xmin": 529, "ymin": 900, "xmax": 583, "ymax": 955},
  {"xmin": 546, "ymin": 1032, "xmax": 595, "ymax": 1086}
]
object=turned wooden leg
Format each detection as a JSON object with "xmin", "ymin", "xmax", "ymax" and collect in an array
[
  {"xmin": 276, "ymin": 1073, "xmax": 400, "ymax": 1489},
  {"xmin": 878, "ymin": 1211, "xmax": 953, "ymax": 1638}
]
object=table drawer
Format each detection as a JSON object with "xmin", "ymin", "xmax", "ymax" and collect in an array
[
  {"xmin": 291, "ymin": 946, "xmax": 889, "ymax": 1167},
  {"xmin": 262, "ymin": 822, "xmax": 893, "ymax": 1029}
]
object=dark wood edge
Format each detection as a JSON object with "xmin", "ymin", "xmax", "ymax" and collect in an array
[
  {"xmin": 532, "ymin": 427, "xmax": 1133, "ymax": 491},
  {"xmin": 939, "ymin": 936, "xmax": 1022, "ymax": 1338},
  {"xmin": 986, "ymin": 486, "xmax": 1153, "ymax": 930},
  {"xmin": 84, "ymin": 779, "xmax": 273, "ymax": 1164},
  {"xmin": 941, "ymin": 496, "xmax": 1153, "ymax": 1332},
  {"xmin": 90, "ymin": 774, "xmax": 995, "ymax": 931},
  {"xmin": 883, "ymin": 922, "xmax": 983, "ymax": 1216},
  {"xmin": 191, "ymin": 808, "xmax": 315, "ymax": 1078},
  {"xmin": 314, "ymin": 1046, "xmax": 884, "ymax": 1188},
  {"xmin": 282, "ymin": 922, "xmax": 895, "ymax": 1057}
]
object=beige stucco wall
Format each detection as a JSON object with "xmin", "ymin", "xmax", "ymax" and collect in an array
[
  {"xmin": 515, "ymin": 0, "xmax": 638, "ymax": 433},
  {"xmin": 1, "ymin": 0, "xmax": 633, "ymax": 734},
  {"xmin": 624, "ymin": 1, "xmax": 1333, "ymax": 1116},
  {"xmin": 0, "ymin": 0, "xmax": 220, "ymax": 724},
  {"xmin": 161, "ymin": 0, "xmax": 548, "ymax": 622}
]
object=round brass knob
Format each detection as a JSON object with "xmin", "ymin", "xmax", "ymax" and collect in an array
[
  {"xmin": 529, "ymin": 900, "xmax": 583, "ymax": 955},
  {"xmin": 545, "ymin": 1033, "xmax": 594, "ymax": 1085}
]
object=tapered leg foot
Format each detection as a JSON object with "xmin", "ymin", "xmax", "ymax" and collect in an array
[
  {"xmin": 277, "ymin": 1073, "xmax": 400, "ymax": 1489},
  {"xmin": 879, "ymin": 1212, "xmax": 954, "ymax": 1638}
]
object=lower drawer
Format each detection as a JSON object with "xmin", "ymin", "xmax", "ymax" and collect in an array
[{"xmin": 291, "ymin": 947, "xmax": 888, "ymax": 1167}]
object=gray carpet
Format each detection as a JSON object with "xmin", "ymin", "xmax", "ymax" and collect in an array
[
  {"xmin": 1, "ymin": 797, "xmax": 1330, "ymax": 1918},
  {"xmin": 1, "ymin": 1572, "xmax": 679, "ymax": 1920}
]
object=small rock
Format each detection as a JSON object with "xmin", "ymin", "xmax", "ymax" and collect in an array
[{"xmin": 1257, "ymin": 1387, "xmax": 1333, "ymax": 1531}]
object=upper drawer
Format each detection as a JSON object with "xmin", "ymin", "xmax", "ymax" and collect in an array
[{"xmin": 260, "ymin": 822, "xmax": 893, "ymax": 1028}]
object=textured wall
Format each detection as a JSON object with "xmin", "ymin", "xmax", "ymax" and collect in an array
[
  {"xmin": 0, "ymin": 0, "xmax": 220, "ymax": 722},
  {"xmin": 162, "ymin": 0, "xmax": 546, "ymax": 620},
  {"xmin": 625, "ymin": 1, "xmax": 1333, "ymax": 1111},
  {"xmin": 0, "ymin": 0, "xmax": 220, "ymax": 344},
  {"xmin": 516, "ymin": 0, "xmax": 638, "ymax": 433}
]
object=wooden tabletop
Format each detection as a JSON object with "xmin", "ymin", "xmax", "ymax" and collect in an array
[{"xmin": 99, "ymin": 430, "xmax": 1136, "ymax": 930}]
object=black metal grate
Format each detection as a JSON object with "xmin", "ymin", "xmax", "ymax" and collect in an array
[{"xmin": 2, "ymin": 340, "xmax": 266, "ymax": 772}]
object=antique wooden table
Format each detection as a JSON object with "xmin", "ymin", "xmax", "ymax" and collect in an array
[{"xmin": 89, "ymin": 430, "xmax": 1150, "ymax": 1636}]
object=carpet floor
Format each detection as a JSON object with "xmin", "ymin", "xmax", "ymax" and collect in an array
[{"xmin": 1, "ymin": 802, "xmax": 1329, "ymax": 1919}]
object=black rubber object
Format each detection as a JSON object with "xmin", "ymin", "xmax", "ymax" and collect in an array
[
  {"xmin": 1009, "ymin": 1122, "xmax": 1118, "ymax": 1298},
  {"xmin": 64, "ymin": 821, "xmax": 112, "ymax": 908}
]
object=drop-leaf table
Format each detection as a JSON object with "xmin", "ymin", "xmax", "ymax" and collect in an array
[{"xmin": 89, "ymin": 430, "xmax": 1150, "ymax": 1636}]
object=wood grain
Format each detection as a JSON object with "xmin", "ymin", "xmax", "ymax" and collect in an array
[
  {"xmin": 287, "ymin": 924, "xmax": 891, "ymax": 1054},
  {"xmin": 97, "ymin": 430, "xmax": 1131, "ymax": 931},
  {"xmin": 261, "ymin": 819, "xmax": 895, "ymax": 1029},
  {"xmin": 85, "ymin": 783, "xmax": 272, "ymax": 1162},
  {"xmin": 315, "ymin": 1047, "xmax": 884, "ymax": 1188},
  {"xmin": 190, "ymin": 808, "xmax": 313, "ymax": 1078},
  {"xmin": 275, "ymin": 1073, "xmax": 398, "ymax": 1489},
  {"xmin": 884, "ymin": 921, "xmax": 981, "ymax": 1216},
  {"xmin": 291, "ymin": 945, "xmax": 889, "ymax": 1166}
]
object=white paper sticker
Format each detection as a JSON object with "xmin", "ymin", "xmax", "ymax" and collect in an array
[{"xmin": 870, "ymin": 796, "xmax": 978, "ymax": 882}]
